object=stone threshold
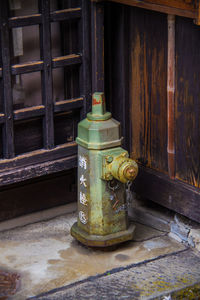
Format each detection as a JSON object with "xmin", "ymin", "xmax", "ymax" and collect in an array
[{"xmin": 129, "ymin": 196, "xmax": 200, "ymax": 252}]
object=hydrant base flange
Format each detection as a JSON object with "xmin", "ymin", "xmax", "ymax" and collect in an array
[{"xmin": 70, "ymin": 222, "xmax": 136, "ymax": 247}]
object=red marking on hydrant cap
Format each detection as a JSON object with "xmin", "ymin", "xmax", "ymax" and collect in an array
[{"xmin": 93, "ymin": 98, "xmax": 101, "ymax": 105}]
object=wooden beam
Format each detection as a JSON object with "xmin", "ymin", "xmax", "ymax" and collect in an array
[
  {"xmin": 11, "ymin": 55, "xmax": 82, "ymax": 75},
  {"xmin": 0, "ymin": 142, "xmax": 77, "ymax": 171},
  {"xmin": 8, "ymin": 8, "xmax": 81, "ymax": 28},
  {"xmin": 9, "ymin": 14, "xmax": 42, "ymax": 28},
  {"xmin": 195, "ymin": 0, "xmax": 200, "ymax": 25},
  {"xmin": 134, "ymin": 165, "xmax": 200, "ymax": 223},
  {"xmin": 14, "ymin": 106, "xmax": 45, "ymax": 121},
  {"xmin": 108, "ymin": 0, "xmax": 196, "ymax": 19},
  {"xmin": 52, "ymin": 54, "xmax": 82, "ymax": 68},
  {"xmin": 50, "ymin": 7, "xmax": 82, "ymax": 22},
  {"xmin": 54, "ymin": 97, "xmax": 84, "ymax": 113},
  {"xmin": 12, "ymin": 61, "xmax": 44, "ymax": 75},
  {"xmin": 0, "ymin": 155, "xmax": 77, "ymax": 187}
]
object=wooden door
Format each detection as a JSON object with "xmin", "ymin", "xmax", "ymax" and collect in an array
[{"xmin": 105, "ymin": 1, "xmax": 200, "ymax": 223}]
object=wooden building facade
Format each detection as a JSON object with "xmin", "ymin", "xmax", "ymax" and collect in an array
[
  {"xmin": 0, "ymin": 0, "xmax": 200, "ymax": 224},
  {"xmin": 105, "ymin": 0, "xmax": 200, "ymax": 223}
]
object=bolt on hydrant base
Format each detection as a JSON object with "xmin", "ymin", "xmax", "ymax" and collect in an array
[{"xmin": 70, "ymin": 92, "xmax": 138, "ymax": 247}]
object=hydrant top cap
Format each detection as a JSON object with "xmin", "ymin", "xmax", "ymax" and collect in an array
[{"xmin": 87, "ymin": 92, "xmax": 112, "ymax": 121}]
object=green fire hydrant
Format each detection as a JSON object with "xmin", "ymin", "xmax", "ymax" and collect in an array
[{"xmin": 70, "ymin": 92, "xmax": 138, "ymax": 247}]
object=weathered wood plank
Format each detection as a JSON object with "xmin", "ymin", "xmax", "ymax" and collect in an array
[
  {"xmin": 134, "ymin": 165, "xmax": 200, "ymax": 223},
  {"xmin": 0, "ymin": 142, "xmax": 77, "ymax": 171},
  {"xmin": 40, "ymin": 0, "xmax": 54, "ymax": 149},
  {"xmin": 9, "ymin": 14, "xmax": 42, "ymax": 28},
  {"xmin": 0, "ymin": 155, "xmax": 77, "ymax": 187},
  {"xmin": 0, "ymin": 170, "xmax": 77, "ymax": 222},
  {"xmin": 11, "ymin": 55, "xmax": 82, "ymax": 75},
  {"xmin": 91, "ymin": 1, "xmax": 104, "ymax": 93},
  {"xmin": 79, "ymin": 0, "xmax": 92, "ymax": 118},
  {"xmin": 50, "ymin": 7, "xmax": 82, "ymax": 22},
  {"xmin": 54, "ymin": 97, "xmax": 84, "ymax": 113},
  {"xmin": 14, "ymin": 106, "xmax": 45, "ymax": 121},
  {"xmin": 129, "ymin": 7, "xmax": 168, "ymax": 172},
  {"xmin": 12, "ymin": 61, "xmax": 44, "ymax": 75},
  {"xmin": 108, "ymin": 0, "xmax": 196, "ymax": 19},
  {"xmin": 167, "ymin": 15, "xmax": 175, "ymax": 179},
  {"xmin": 175, "ymin": 16, "xmax": 200, "ymax": 187},
  {"xmin": 0, "ymin": 1, "xmax": 15, "ymax": 158},
  {"xmin": 52, "ymin": 54, "xmax": 82, "ymax": 68}
]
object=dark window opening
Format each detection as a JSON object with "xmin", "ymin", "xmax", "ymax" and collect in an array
[
  {"xmin": 9, "ymin": 0, "xmax": 38, "ymax": 18},
  {"xmin": 54, "ymin": 111, "xmax": 74, "ymax": 146},
  {"xmin": 14, "ymin": 118, "xmax": 43, "ymax": 155},
  {"xmin": 52, "ymin": 66, "xmax": 80, "ymax": 102},
  {"xmin": 12, "ymin": 72, "xmax": 42, "ymax": 109}
]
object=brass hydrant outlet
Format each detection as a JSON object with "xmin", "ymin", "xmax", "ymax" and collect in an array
[
  {"xmin": 102, "ymin": 152, "xmax": 138, "ymax": 184},
  {"xmin": 124, "ymin": 164, "xmax": 138, "ymax": 181},
  {"xmin": 70, "ymin": 92, "xmax": 138, "ymax": 247}
]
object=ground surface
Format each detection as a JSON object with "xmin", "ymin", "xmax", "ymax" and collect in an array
[{"xmin": 0, "ymin": 213, "xmax": 199, "ymax": 299}]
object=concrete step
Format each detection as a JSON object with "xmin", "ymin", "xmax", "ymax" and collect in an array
[
  {"xmin": 0, "ymin": 210, "xmax": 199, "ymax": 299},
  {"xmin": 30, "ymin": 249, "xmax": 200, "ymax": 300}
]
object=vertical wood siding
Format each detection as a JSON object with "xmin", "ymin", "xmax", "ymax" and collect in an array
[
  {"xmin": 106, "ymin": 3, "xmax": 200, "ymax": 186},
  {"xmin": 129, "ymin": 7, "xmax": 168, "ymax": 172},
  {"xmin": 175, "ymin": 16, "xmax": 200, "ymax": 187},
  {"xmin": 105, "ymin": 3, "xmax": 200, "ymax": 221}
]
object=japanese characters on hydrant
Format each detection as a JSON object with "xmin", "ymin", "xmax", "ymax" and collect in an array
[{"xmin": 70, "ymin": 92, "xmax": 138, "ymax": 247}]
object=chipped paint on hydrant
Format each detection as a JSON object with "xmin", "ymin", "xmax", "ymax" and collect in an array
[{"xmin": 70, "ymin": 92, "xmax": 138, "ymax": 247}]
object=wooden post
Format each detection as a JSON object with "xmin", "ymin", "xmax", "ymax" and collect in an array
[
  {"xmin": 0, "ymin": 1, "xmax": 15, "ymax": 158},
  {"xmin": 91, "ymin": 0, "xmax": 104, "ymax": 93},
  {"xmin": 167, "ymin": 14, "xmax": 175, "ymax": 179},
  {"xmin": 39, "ymin": 0, "xmax": 54, "ymax": 150},
  {"xmin": 79, "ymin": 0, "xmax": 92, "ymax": 119}
]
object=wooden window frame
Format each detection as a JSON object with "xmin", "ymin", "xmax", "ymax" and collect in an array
[{"xmin": 0, "ymin": 0, "xmax": 91, "ymax": 187}]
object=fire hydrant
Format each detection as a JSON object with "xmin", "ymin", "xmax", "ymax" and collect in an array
[{"xmin": 71, "ymin": 92, "xmax": 138, "ymax": 247}]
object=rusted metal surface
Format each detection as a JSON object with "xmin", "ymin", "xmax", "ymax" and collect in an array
[
  {"xmin": 103, "ymin": 150, "xmax": 138, "ymax": 183},
  {"xmin": 71, "ymin": 93, "xmax": 138, "ymax": 247},
  {"xmin": 167, "ymin": 14, "xmax": 175, "ymax": 179}
]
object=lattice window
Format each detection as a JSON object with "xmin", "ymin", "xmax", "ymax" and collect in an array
[{"xmin": 0, "ymin": 0, "xmax": 91, "ymax": 186}]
